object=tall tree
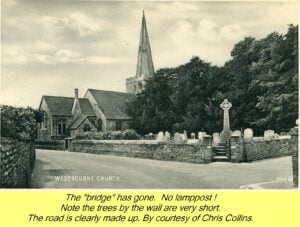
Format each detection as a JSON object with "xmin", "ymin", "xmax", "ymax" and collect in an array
[
  {"xmin": 250, "ymin": 25, "xmax": 298, "ymax": 132},
  {"xmin": 126, "ymin": 25, "xmax": 298, "ymax": 136}
]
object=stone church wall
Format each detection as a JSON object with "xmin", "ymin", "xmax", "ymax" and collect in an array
[
  {"xmin": 69, "ymin": 140, "xmax": 212, "ymax": 164},
  {"xmin": 0, "ymin": 138, "xmax": 36, "ymax": 188},
  {"xmin": 38, "ymin": 100, "xmax": 52, "ymax": 140},
  {"xmin": 121, "ymin": 121, "xmax": 130, "ymax": 131},
  {"xmin": 126, "ymin": 77, "xmax": 137, "ymax": 94},
  {"xmin": 106, "ymin": 120, "xmax": 130, "ymax": 131}
]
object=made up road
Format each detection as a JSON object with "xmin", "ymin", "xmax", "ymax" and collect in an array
[{"xmin": 30, "ymin": 149, "xmax": 293, "ymax": 189}]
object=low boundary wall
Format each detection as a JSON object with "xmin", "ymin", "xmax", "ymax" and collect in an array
[
  {"xmin": 35, "ymin": 140, "xmax": 65, "ymax": 150},
  {"xmin": 244, "ymin": 138, "xmax": 293, "ymax": 162},
  {"xmin": 69, "ymin": 139, "xmax": 212, "ymax": 164}
]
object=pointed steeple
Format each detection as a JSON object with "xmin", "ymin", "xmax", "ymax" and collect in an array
[{"xmin": 135, "ymin": 11, "xmax": 154, "ymax": 78}]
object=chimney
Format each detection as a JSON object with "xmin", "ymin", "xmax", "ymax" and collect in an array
[{"xmin": 75, "ymin": 88, "xmax": 79, "ymax": 99}]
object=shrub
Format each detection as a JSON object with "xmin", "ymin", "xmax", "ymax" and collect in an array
[{"xmin": 1, "ymin": 105, "xmax": 40, "ymax": 141}]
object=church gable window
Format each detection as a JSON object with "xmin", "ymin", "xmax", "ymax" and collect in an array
[{"xmin": 83, "ymin": 124, "xmax": 91, "ymax": 132}]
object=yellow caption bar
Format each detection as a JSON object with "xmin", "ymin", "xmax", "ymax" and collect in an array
[{"xmin": 0, "ymin": 191, "xmax": 299, "ymax": 227}]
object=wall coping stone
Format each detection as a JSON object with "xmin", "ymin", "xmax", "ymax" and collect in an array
[{"xmin": 73, "ymin": 139, "xmax": 202, "ymax": 146}]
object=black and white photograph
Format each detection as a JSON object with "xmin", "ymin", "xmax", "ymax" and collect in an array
[{"xmin": 0, "ymin": 0, "xmax": 299, "ymax": 189}]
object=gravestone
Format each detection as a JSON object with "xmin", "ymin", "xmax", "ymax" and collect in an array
[
  {"xmin": 149, "ymin": 133, "xmax": 155, "ymax": 140},
  {"xmin": 220, "ymin": 99, "xmax": 232, "ymax": 143},
  {"xmin": 181, "ymin": 131, "xmax": 188, "ymax": 142},
  {"xmin": 232, "ymin": 130, "xmax": 241, "ymax": 137},
  {"xmin": 165, "ymin": 131, "xmax": 171, "ymax": 141},
  {"xmin": 244, "ymin": 128, "xmax": 253, "ymax": 142},
  {"xmin": 198, "ymin": 132, "xmax": 206, "ymax": 142},
  {"xmin": 264, "ymin": 130, "xmax": 275, "ymax": 140},
  {"xmin": 212, "ymin": 133, "xmax": 220, "ymax": 146},
  {"xmin": 191, "ymin": 133, "xmax": 196, "ymax": 140},
  {"xmin": 157, "ymin": 131, "xmax": 164, "ymax": 141},
  {"xmin": 174, "ymin": 133, "xmax": 182, "ymax": 143},
  {"xmin": 203, "ymin": 135, "xmax": 212, "ymax": 146}
]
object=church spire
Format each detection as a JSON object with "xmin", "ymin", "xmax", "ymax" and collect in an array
[{"xmin": 135, "ymin": 11, "xmax": 154, "ymax": 78}]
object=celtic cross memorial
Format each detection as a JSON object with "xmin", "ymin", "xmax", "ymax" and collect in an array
[{"xmin": 220, "ymin": 99, "xmax": 232, "ymax": 143}]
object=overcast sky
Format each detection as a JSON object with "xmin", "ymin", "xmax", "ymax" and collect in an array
[{"xmin": 1, "ymin": 0, "xmax": 299, "ymax": 108}]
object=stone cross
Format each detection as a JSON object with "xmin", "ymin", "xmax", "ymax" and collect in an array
[
  {"xmin": 220, "ymin": 99, "xmax": 232, "ymax": 131},
  {"xmin": 220, "ymin": 99, "xmax": 232, "ymax": 143}
]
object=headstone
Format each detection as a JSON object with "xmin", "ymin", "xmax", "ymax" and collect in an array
[
  {"xmin": 212, "ymin": 133, "xmax": 220, "ymax": 146},
  {"xmin": 244, "ymin": 128, "xmax": 253, "ymax": 141},
  {"xmin": 232, "ymin": 130, "xmax": 241, "ymax": 137},
  {"xmin": 198, "ymin": 132, "xmax": 206, "ymax": 142},
  {"xmin": 164, "ymin": 131, "xmax": 171, "ymax": 141},
  {"xmin": 174, "ymin": 132, "xmax": 182, "ymax": 143},
  {"xmin": 191, "ymin": 133, "xmax": 196, "ymax": 140},
  {"xmin": 264, "ymin": 130, "xmax": 275, "ymax": 140},
  {"xmin": 220, "ymin": 99, "xmax": 232, "ymax": 142},
  {"xmin": 181, "ymin": 131, "xmax": 188, "ymax": 142},
  {"xmin": 296, "ymin": 119, "xmax": 299, "ymax": 128},
  {"xmin": 203, "ymin": 135, "xmax": 212, "ymax": 145},
  {"xmin": 149, "ymin": 133, "xmax": 154, "ymax": 140},
  {"xmin": 157, "ymin": 131, "xmax": 164, "ymax": 141}
]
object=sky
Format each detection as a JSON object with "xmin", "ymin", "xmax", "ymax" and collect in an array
[{"xmin": 1, "ymin": 0, "xmax": 299, "ymax": 108}]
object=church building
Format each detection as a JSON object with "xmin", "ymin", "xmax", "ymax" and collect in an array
[{"xmin": 37, "ymin": 12, "xmax": 155, "ymax": 140}]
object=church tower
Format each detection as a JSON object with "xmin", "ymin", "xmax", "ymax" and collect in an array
[{"xmin": 126, "ymin": 11, "xmax": 155, "ymax": 94}]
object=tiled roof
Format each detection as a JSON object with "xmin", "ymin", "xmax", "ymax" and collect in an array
[
  {"xmin": 42, "ymin": 96, "xmax": 74, "ymax": 116},
  {"xmin": 87, "ymin": 89, "xmax": 135, "ymax": 120},
  {"xmin": 78, "ymin": 98, "xmax": 95, "ymax": 116},
  {"xmin": 42, "ymin": 96, "xmax": 96, "ymax": 117}
]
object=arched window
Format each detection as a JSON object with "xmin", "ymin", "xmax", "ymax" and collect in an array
[
  {"xmin": 41, "ymin": 113, "xmax": 47, "ymax": 129},
  {"xmin": 83, "ymin": 124, "xmax": 91, "ymax": 132},
  {"xmin": 58, "ymin": 119, "xmax": 66, "ymax": 135},
  {"xmin": 116, "ymin": 121, "xmax": 122, "ymax": 131}
]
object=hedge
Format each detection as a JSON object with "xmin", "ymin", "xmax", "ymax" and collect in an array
[{"xmin": 1, "ymin": 105, "xmax": 41, "ymax": 141}]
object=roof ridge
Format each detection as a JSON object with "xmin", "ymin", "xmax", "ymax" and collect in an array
[
  {"xmin": 87, "ymin": 88, "xmax": 132, "ymax": 95},
  {"xmin": 44, "ymin": 95, "xmax": 74, "ymax": 99}
]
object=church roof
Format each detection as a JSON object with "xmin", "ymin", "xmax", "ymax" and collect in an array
[
  {"xmin": 42, "ymin": 96, "xmax": 95, "ymax": 116},
  {"xmin": 42, "ymin": 96, "xmax": 74, "ymax": 116},
  {"xmin": 78, "ymin": 98, "xmax": 95, "ymax": 116},
  {"xmin": 87, "ymin": 89, "xmax": 135, "ymax": 120}
]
